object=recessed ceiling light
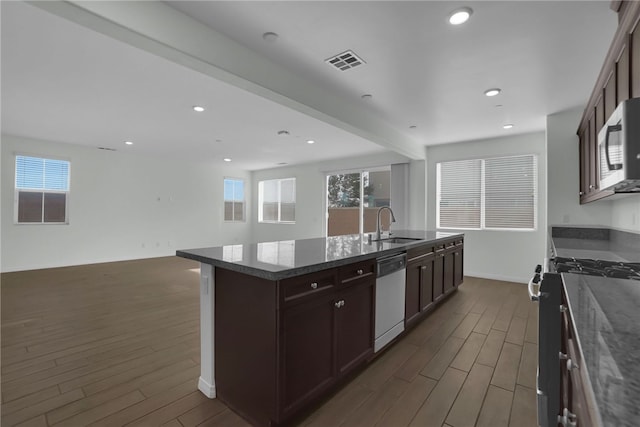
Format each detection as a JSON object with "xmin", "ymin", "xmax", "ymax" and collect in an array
[
  {"xmin": 361, "ymin": 94, "xmax": 373, "ymax": 100},
  {"xmin": 409, "ymin": 125, "xmax": 417, "ymax": 129},
  {"xmin": 306, "ymin": 140, "xmax": 315, "ymax": 144},
  {"xmin": 193, "ymin": 106, "xmax": 205, "ymax": 112},
  {"xmin": 448, "ymin": 7, "xmax": 473, "ymax": 25},
  {"xmin": 277, "ymin": 162, "xmax": 288, "ymax": 165},
  {"xmin": 484, "ymin": 88, "xmax": 501, "ymax": 97},
  {"xmin": 124, "ymin": 141, "xmax": 133, "ymax": 145},
  {"xmin": 495, "ymin": 104, "xmax": 503, "ymax": 108},
  {"xmin": 277, "ymin": 130, "xmax": 290, "ymax": 136},
  {"xmin": 262, "ymin": 32, "xmax": 279, "ymax": 42},
  {"xmin": 223, "ymin": 158, "xmax": 232, "ymax": 162},
  {"xmin": 503, "ymin": 124, "xmax": 514, "ymax": 129}
]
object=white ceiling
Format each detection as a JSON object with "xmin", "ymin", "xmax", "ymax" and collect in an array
[{"xmin": 2, "ymin": 1, "xmax": 618, "ymax": 170}]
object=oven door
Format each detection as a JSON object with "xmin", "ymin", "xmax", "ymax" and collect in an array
[{"xmin": 529, "ymin": 266, "xmax": 562, "ymax": 427}]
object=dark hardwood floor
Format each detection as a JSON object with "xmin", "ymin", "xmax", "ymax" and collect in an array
[{"xmin": 1, "ymin": 257, "xmax": 538, "ymax": 426}]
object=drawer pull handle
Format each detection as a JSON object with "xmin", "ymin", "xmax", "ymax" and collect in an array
[
  {"xmin": 310, "ymin": 282, "xmax": 318, "ymax": 289},
  {"xmin": 560, "ymin": 305, "xmax": 567, "ymax": 312},
  {"xmin": 356, "ymin": 269, "xmax": 364, "ymax": 275}
]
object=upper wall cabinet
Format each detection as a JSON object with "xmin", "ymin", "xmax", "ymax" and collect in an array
[{"xmin": 577, "ymin": 1, "xmax": 640, "ymax": 203}]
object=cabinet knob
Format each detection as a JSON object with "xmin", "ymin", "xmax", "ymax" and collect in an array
[
  {"xmin": 579, "ymin": 191, "xmax": 584, "ymax": 196},
  {"xmin": 567, "ymin": 358, "xmax": 579, "ymax": 371},
  {"xmin": 559, "ymin": 352, "xmax": 568, "ymax": 360},
  {"xmin": 421, "ymin": 266, "xmax": 427, "ymax": 270},
  {"xmin": 559, "ymin": 305, "xmax": 567, "ymax": 313},
  {"xmin": 455, "ymin": 252, "xmax": 459, "ymax": 256},
  {"xmin": 356, "ymin": 269, "xmax": 364, "ymax": 275},
  {"xmin": 334, "ymin": 300, "xmax": 345, "ymax": 308},
  {"xmin": 310, "ymin": 282, "xmax": 318, "ymax": 289},
  {"xmin": 589, "ymin": 184, "xmax": 595, "ymax": 189}
]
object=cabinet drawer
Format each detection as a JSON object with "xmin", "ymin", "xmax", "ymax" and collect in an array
[
  {"xmin": 281, "ymin": 270, "xmax": 337, "ymax": 305},
  {"xmin": 407, "ymin": 244, "xmax": 434, "ymax": 261},
  {"xmin": 338, "ymin": 259, "xmax": 375, "ymax": 285}
]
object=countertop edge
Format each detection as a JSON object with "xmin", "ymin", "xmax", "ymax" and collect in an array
[{"xmin": 176, "ymin": 233, "xmax": 464, "ymax": 281}]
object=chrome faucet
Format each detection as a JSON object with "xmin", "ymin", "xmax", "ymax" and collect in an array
[{"xmin": 375, "ymin": 206, "xmax": 396, "ymax": 240}]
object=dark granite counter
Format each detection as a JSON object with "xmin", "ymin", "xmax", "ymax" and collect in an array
[
  {"xmin": 551, "ymin": 226, "xmax": 640, "ymax": 262},
  {"xmin": 549, "ymin": 227, "xmax": 640, "ymax": 426},
  {"xmin": 562, "ymin": 274, "xmax": 640, "ymax": 427},
  {"xmin": 176, "ymin": 230, "xmax": 462, "ymax": 280}
]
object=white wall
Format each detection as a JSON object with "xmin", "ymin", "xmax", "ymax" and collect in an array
[
  {"xmin": 408, "ymin": 159, "xmax": 427, "ymax": 230},
  {"xmin": 610, "ymin": 197, "xmax": 640, "ymax": 232},
  {"xmin": 250, "ymin": 151, "xmax": 412, "ymax": 243},
  {"xmin": 546, "ymin": 107, "xmax": 640, "ymax": 234},
  {"xmin": 1, "ymin": 134, "xmax": 251, "ymax": 272},
  {"xmin": 426, "ymin": 132, "xmax": 548, "ymax": 283}
]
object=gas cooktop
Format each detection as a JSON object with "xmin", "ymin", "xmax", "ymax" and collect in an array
[{"xmin": 552, "ymin": 257, "xmax": 640, "ymax": 280}]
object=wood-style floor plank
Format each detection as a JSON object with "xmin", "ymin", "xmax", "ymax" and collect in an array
[{"xmin": 1, "ymin": 257, "xmax": 537, "ymax": 427}]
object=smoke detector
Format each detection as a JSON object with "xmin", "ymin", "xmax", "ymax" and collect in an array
[{"xmin": 325, "ymin": 50, "xmax": 366, "ymax": 71}]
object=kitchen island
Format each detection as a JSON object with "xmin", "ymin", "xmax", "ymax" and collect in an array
[{"xmin": 177, "ymin": 230, "xmax": 464, "ymax": 426}]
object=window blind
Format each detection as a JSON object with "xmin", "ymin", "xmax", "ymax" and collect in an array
[
  {"xmin": 485, "ymin": 155, "xmax": 536, "ymax": 229},
  {"xmin": 16, "ymin": 155, "xmax": 70, "ymax": 191},
  {"xmin": 437, "ymin": 159, "xmax": 481, "ymax": 229},
  {"xmin": 437, "ymin": 155, "xmax": 537, "ymax": 230}
]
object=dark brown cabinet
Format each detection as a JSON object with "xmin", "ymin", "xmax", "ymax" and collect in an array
[
  {"xmin": 577, "ymin": 1, "xmax": 640, "ymax": 204},
  {"xmin": 405, "ymin": 245, "xmax": 435, "ymax": 327},
  {"xmin": 559, "ymin": 289, "xmax": 597, "ymax": 427},
  {"xmin": 280, "ymin": 262, "xmax": 374, "ymax": 419},
  {"xmin": 405, "ymin": 237, "xmax": 463, "ymax": 329},
  {"xmin": 281, "ymin": 293, "xmax": 336, "ymax": 413}
]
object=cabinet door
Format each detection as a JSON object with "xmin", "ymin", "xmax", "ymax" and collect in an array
[
  {"xmin": 281, "ymin": 294, "xmax": 335, "ymax": 413},
  {"xmin": 443, "ymin": 250, "xmax": 455, "ymax": 293},
  {"xmin": 604, "ymin": 71, "xmax": 617, "ymax": 120},
  {"xmin": 453, "ymin": 246, "xmax": 464, "ymax": 287},
  {"xmin": 433, "ymin": 251, "xmax": 444, "ymax": 300},
  {"xmin": 617, "ymin": 42, "xmax": 630, "ymax": 104},
  {"xmin": 419, "ymin": 259, "xmax": 434, "ymax": 311},
  {"xmin": 632, "ymin": 21, "xmax": 640, "ymax": 98},
  {"xmin": 578, "ymin": 130, "xmax": 588, "ymax": 200},
  {"xmin": 336, "ymin": 280, "xmax": 374, "ymax": 376},
  {"xmin": 588, "ymin": 115, "xmax": 598, "ymax": 194},
  {"xmin": 405, "ymin": 260, "xmax": 422, "ymax": 326}
]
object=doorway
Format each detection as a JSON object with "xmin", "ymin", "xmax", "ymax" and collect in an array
[{"xmin": 326, "ymin": 168, "xmax": 391, "ymax": 237}]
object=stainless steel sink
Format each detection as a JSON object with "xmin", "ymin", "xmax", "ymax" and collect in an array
[{"xmin": 379, "ymin": 237, "xmax": 423, "ymax": 244}]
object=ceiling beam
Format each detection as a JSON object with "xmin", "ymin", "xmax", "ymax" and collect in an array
[{"xmin": 29, "ymin": 0, "xmax": 426, "ymax": 160}]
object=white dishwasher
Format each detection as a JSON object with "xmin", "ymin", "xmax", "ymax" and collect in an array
[{"xmin": 374, "ymin": 253, "xmax": 406, "ymax": 353}]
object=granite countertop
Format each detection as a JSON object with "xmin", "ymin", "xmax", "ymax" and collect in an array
[
  {"xmin": 176, "ymin": 230, "xmax": 463, "ymax": 280},
  {"xmin": 551, "ymin": 227, "xmax": 640, "ymax": 262},
  {"xmin": 562, "ymin": 274, "xmax": 640, "ymax": 427},
  {"xmin": 550, "ymin": 226, "xmax": 640, "ymax": 426}
]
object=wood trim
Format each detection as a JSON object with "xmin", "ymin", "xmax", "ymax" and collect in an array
[{"xmin": 578, "ymin": 0, "xmax": 640, "ymax": 134}]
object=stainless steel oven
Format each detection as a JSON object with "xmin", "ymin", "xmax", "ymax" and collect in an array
[{"xmin": 529, "ymin": 260, "xmax": 562, "ymax": 427}]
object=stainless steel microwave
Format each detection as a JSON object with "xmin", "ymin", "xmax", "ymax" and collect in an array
[{"xmin": 598, "ymin": 97, "xmax": 640, "ymax": 192}]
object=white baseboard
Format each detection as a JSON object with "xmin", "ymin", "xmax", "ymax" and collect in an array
[{"xmin": 198, "ymin": 377, "xmax": 216, "ymax": 399}]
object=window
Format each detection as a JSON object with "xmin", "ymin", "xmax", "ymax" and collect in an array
[
  {"xmin": 437, "ymin": 154, "xmax": 537, "ymax": 230},
  {"xmin": 326, "ymin": 168, "xmax": 391, "ymax": 237},
  {"xmin": 15, "ymin": 155, "xmax": 70, "ymax": 224},
  {"xmin": 258, "ymin": 178, "xmax": 296, "ymax": 223},
  {"xmin": 223, "ymin": 178, "xmax": 245, "ymax": 222}
]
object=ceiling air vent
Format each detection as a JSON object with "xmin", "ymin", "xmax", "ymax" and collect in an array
[{"xmin": 325, "ymin": 50, "xmax": 366, "ymax": 71}]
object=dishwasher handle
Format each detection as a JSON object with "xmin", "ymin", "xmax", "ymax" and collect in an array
[{"xmin": 377, "ymin": 254, "xmax": 406, "ymax": 277}]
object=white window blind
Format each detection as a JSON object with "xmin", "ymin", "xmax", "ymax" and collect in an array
[
  {"xmin": 223, "ymin": 178, "xmax": 245, "ymax": 222},
  {"xmin": 258, "ymin": 178, "xmax": 296, "ymax": 223},
  {"xmin": 15, "ymin": 155, "xmax": 70, "ymax": 224},
  {"xmin": 437, "ymin": 155, "xmax": 537, "ymax": 230},
  {"xmin": 484, "ymin": 156, "xmax": 537, "ymax": 229},
  {"xmin": 437, "ymin": 159, "xmax": 481, "ymax": 229}
]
